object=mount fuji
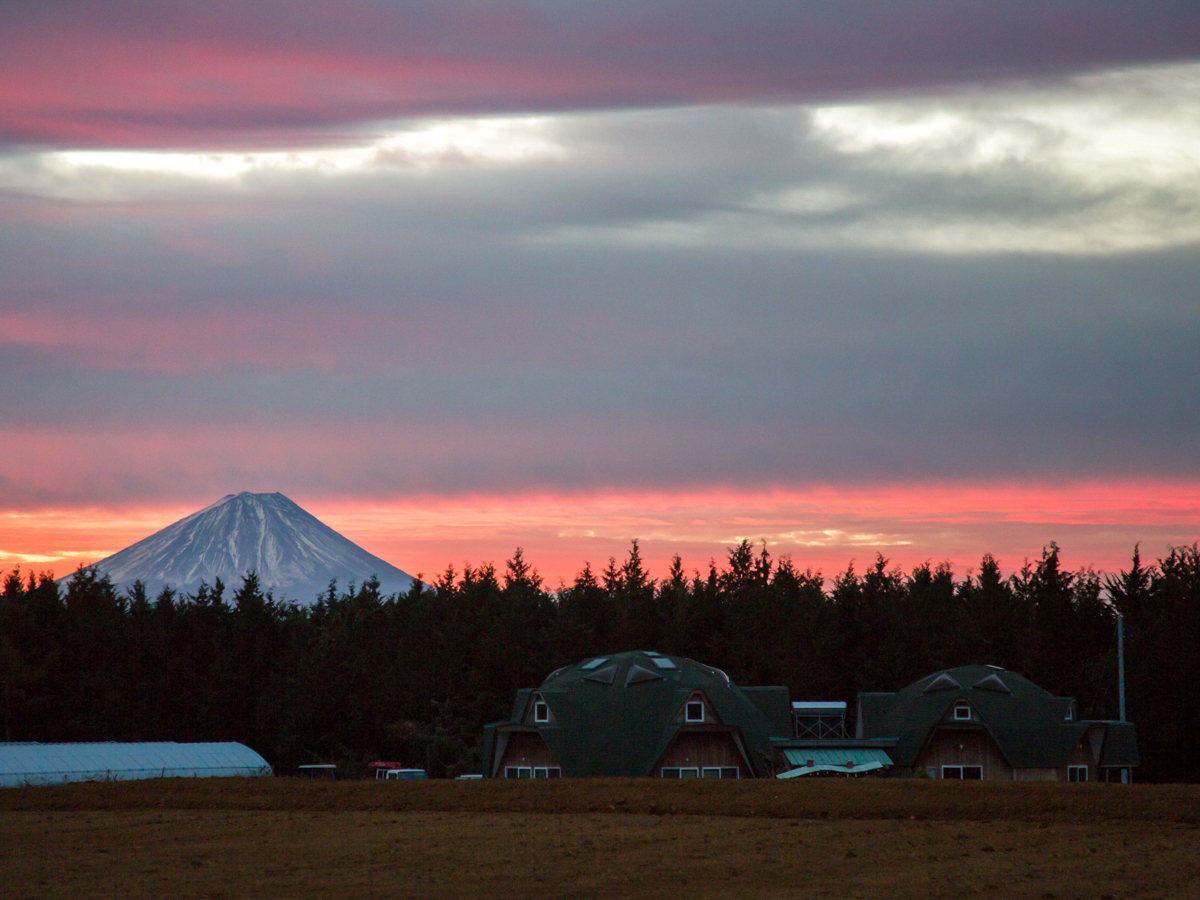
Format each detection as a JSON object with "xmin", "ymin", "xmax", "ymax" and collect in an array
[{"xmin": 79, "ymin": 492, "xmax": 415, "ymax": 602}]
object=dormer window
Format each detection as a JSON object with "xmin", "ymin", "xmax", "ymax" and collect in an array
[
  {"xmin": 1065, "ymin": 703, "xmax": 1074, "ymax": 721},
  {"xmin": 685, "ymin": 701, "xmax": 705, "ymax": 722},
  {"xmin": 953, "ymin": 702, "xmax": 971, "ymax": 721},
  {"xmin": 534, "ymin": 701, "xmax": 549, "ymax": 723}
]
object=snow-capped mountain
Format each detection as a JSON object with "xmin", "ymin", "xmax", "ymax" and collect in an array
[{"xmin": 78, "ymin": 492, "xmax": 414, "ymax": 602}]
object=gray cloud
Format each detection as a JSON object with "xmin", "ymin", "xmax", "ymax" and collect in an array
[{"xmin": 1, "ymin": 66, "xmax": 1198, "ymax": 506}]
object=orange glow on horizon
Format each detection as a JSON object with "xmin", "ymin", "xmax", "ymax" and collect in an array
[{"xmin": 2, "ymin": 480, "xmax": 1197, "ymax": 590}]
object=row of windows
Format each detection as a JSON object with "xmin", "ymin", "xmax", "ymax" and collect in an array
[
  {"xmin": 661, "ymin": 767, "xmax": 740, "ymax": 779},
  {"xmin": 940, "ymin": 765, "xmax": 982, "ymax": 779},
  {"xmin": 936, "ymin": 764, "xmax": 1090, "ymax": 781},
  {"xmin": 504, "ymin": 766, "xmax": 561, "ymax": 778}
]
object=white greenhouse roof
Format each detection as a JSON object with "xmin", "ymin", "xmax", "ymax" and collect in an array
[{"xmin": 0, "ymin": 742, "xmax": 272, "ymax": 787}]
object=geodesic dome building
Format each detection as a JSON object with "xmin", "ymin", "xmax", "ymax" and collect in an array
[{"xmin": 483, "ymin": 650, "xmax": 792, "ymax": 778}]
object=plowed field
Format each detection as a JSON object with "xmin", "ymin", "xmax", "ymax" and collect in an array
[{"xmin": 3, "ymin": 778, "xmax": 1197, "ymax": 899}]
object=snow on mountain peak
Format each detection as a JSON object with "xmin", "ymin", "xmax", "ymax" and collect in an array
[{"xmin": 77, "ymin": 492, "xmax": 414, "ymax": 603}]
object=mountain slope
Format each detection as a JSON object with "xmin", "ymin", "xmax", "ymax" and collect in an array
[{"xmin": 80, "ymin": 492, "xmax": 414, "ymax": 602}]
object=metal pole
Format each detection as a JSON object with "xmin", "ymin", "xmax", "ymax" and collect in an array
[
  {"xmin": 1118, "ymin": 613, "xmax": 1126, "ymax": 723},
  {"xmin": 1118, "ymin": 613, "xmax": 1128, "ymax": 784}
]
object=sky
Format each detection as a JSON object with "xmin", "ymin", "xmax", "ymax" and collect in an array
[{"xmin": 2, "ymin": 1, "xmax": 1199, "ymax": 588}]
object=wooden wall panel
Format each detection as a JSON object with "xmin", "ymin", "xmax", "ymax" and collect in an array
[
  {"xmin": 914, "ymin": 727, "xmax": 1012, "ymax": 781},
  {"xmin": 498, "ymin": 731, "xmax": 560, "ymax": 771},
  {"xmin": 654, "ymin": 731, "xmax": 749, "ymax": 776},
  {"xmin": 1013, "ymin": 768, "xmax": 1059, "ymax": 781}
]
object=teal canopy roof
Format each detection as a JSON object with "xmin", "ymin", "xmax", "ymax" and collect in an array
[{"xmin": 779, "ymin": 747, "xmax": 892, "ymax": 776}]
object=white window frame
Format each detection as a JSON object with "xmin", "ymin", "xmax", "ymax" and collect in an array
[
  {"xmin": 661, "ymin": 767, "xmax": 700, "ymax": 778},
  {"xmin": 685, "ymin": 701, "xmax": 705, "ymax": 723},
  {"xmin": 533, "ymin": 766, "xmax": 561, "ymax": 779},
  {"xmin": 533, "ymin": 700, "xmax": 549, "ymax": 723},
  {"xmin": 505, "ymin": 766, "xmax": 533, "ymax": 779},
  {"xmin": 1068, "ymin": 765, "xmax": 1088, "ymax": 782},
  {"xmin": 942, "ymin": 765, "xmax": 983, "ymax": 780},
  {"xmin": 953, "ymin": 702, "xmax": 971, "ymax": 721},
  {"xmin": 701, "ymin": 766, "xmax": 741, "ymax": 779}
]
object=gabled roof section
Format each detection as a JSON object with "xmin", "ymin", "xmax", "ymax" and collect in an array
[
  {"xmin": 1099, "ymin": 721, "xmax": 1140, "ymax": 767},
  {"xmin": 856, "ymin": 693, "xmax": 899, "ymax": 739},
  {"xmin": 741, "ymin": 686, "xmax": 792, "ymax": 737},
  {"xmin": 509, "ymin": 688, "xmax": 533, "ymax": 722},
  {"xmin": 924, "ymin": 672, "xmax": 961, "ymax": 692}
]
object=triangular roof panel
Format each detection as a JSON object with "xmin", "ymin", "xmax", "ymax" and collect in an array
[
  {"xmin": 923, "ymin": 672, "xmax": 961, "ymax": 693},
  {"xmin": 583, "ymin": 664, "xmax": 618, "ymax": 685},
  {"xmin": 625, "ymin": 664, "xmax": 663, "ymax": 686},
  {"xmin": 973, "ymin": 673, "xmax": 1011, "ymax": 693}
]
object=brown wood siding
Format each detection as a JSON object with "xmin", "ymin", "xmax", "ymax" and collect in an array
[
  {"xmin": 497, "ymin": 731, "xmax": 560, "ymax": 771},
  {"xmin": 653, "ymin": 731, "xmax": 749, "ymax": 776},
  {"xmin": 1065, "ymin": 744, "xmax": 1095, "ymax": 782},
  {"xmin": 1013, "ymin": 768, "xmax": 1059, "ymax": 781},
  {"xmin": 914, "ymin": 727, "xmax": 1012, "ymax": 781}
]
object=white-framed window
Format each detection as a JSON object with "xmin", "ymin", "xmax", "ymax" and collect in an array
[
  {"xmin": 701, "ymin": 767, "xmax": 740, "ymax": 779},
  {"xmin": 533, "ymin": 700, "xmax": 549, "ymax": 723},
  {"xmin": 1068, "ymin": 765, "xmax": 1088, "ymax": 782},
  {"xmin": 661, "ymin": 767, "xmax": 700, "ymax": 778},
  {"xmin": 533, "ymin": 767, "xmax": 561, "ymax": 779},
  {"xmin": 953, "ymin": 702, "xmax": 971, "ymax": 721},
  {"xmin": 685, "ymin": 701, "xmax": 705, "ymax": 722},
  {"xmin": 942, "ymin": 765, "xmax": 983, "ymax": 780},
  {"xmin": 504, "ymin": 766, "xmax": 533, "ymax": 779}
]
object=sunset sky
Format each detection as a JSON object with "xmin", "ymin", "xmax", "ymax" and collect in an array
[{"xmin": 2, "ymin": 2, "xmax": 1199, "ymax": 588}]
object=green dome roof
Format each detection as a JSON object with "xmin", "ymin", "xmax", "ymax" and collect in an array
[{"xmin": 523, "ymin": 651, "xmax": 782, "ymax": 777}]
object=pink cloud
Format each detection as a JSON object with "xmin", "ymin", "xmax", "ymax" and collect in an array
[
  {"xmin": 5, "ymin": 482, "xmax": 1196, "ymax": 587},
  {"xmin": 2, "ymin": 2, "xmax": 1196, "ymax": 148}
]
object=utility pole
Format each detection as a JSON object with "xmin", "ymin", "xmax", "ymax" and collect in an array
[{"xmin": 1118, "ymin": 613, "xmax": 1128, "ymax": 784}]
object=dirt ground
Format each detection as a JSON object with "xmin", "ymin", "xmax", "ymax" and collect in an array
[{"xmin": 3, "ymin": 779, "xmax": 1198, "ymax": 899}]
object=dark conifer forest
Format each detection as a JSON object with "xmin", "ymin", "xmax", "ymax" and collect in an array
[{"xmin": 1, "ymin": 541, "xmax": 1197, "ymax": 781}]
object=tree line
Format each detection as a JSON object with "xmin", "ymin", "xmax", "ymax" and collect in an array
[{"xmin": 1, "ymin": 541, "xmax": 1196, "ymax": 781}]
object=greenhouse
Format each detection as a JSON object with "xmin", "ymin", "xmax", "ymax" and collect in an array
[{"xmin": 0, "ymin": 742, "xmax": 272, "ymax": 787}]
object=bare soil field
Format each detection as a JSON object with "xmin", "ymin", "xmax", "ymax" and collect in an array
[{"xmin": 2, "ymin": 779, "xmax": 1198, "ymax": 899}]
